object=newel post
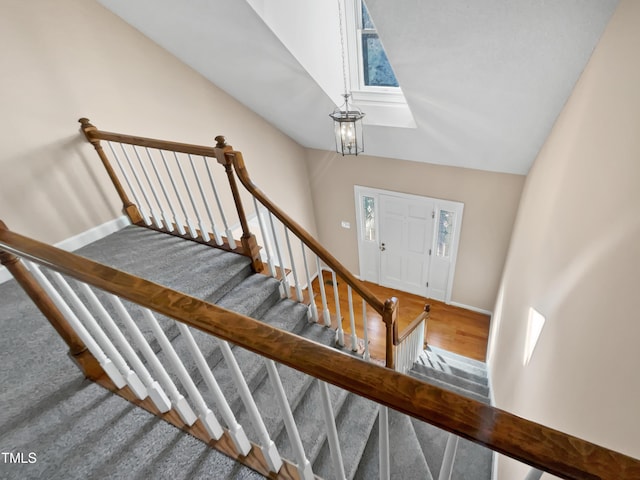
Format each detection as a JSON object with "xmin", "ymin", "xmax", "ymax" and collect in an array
[
  {"xmin": 213, "ymin": 136, "xmax": 263, "ymax": 273},
  {"xmin": 0, "ymin": 223, "xmax": 103, "ymax": 380},
  {"xmin": 78, "ymin": 118, "xmax": 143, "ymax": 224},
  {"xmin": 382, "ymin": 297, "xmax": 399, "ymax": 369}
]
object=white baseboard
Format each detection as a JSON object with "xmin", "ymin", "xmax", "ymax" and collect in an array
[
  {"xmin": 0, "ymin": 216, "xmax": 130, "ymax": 285},
  {"xmin": 449, "ymin": 301, "xmax": 493, "ymax": 317}
]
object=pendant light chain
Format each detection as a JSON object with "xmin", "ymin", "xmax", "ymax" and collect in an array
[
  {"xmin": 330, "ymin": 0, "xmax": 365, "ymax": 155},
  {"xmin": 337, "ymin": 0, "xmax": 349, "ymax": 100}
]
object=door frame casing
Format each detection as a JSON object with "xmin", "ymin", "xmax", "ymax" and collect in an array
[{"xmin": 354, "ymin": 185, "xmax": 463, "ymax": 303}]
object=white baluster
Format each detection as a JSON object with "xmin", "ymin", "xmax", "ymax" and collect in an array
[
  {"xmin": 174, "ymin": 152, "xmax": 209, "ymax": 241},
  {"xmin": 265, "ymin": 360, "xmax": 314, "ymax": 480},
  {"xmin": 362, "ymin": 299, "xmax": 370, "ymax": 362},
  {"xmin": 396, "ymin": 320, "xmax": 425, "ymax": 373},
  {"xmin": 379, "ymin": 406, "xmax": 390, "ymax": 480},
  {"xmin": 300, "ymin": 241, "xmax": 318, "ymax": 322},
  {"xmin": 167, "ymin": 151, "xmax": 199, "ymax": 237},
  {"xmin": 49, "ymin": 272, "xmax": 145, "ymax": 397},
  {"xmin": 107, "ymin": 141, "xmax": 151, "ymax": 226},
  {"xmin": 132, "ymin": 146, "xmax": 169, "ymax": 230},
  {"xmin": 141, "ymin": 309, "xmax": 221, "ymax": 438},
  {"xmin": 159, "ymin": 150, "xmax": 191, "ymax": 236},
  {"xmin": 183, "ymin": 154, "xmax": 213, "ymax": 243},
  {"xmin": 217, "ymin": 339, "xmax": 282, "ymax": 473},
  {"xmin": 144, "ymin": 148, "xmax": 176, "ymax": 232},
  {"xmin": 193, "ymin": 156, "xmax": 224, "ymax": 245},
  {"xmin": 316, "ymin": 258, "xmax": 331, "ymax": 327},
  {"xmin": 332, "ymin": 271, "xmax": 344, "ymax": 346},
  {"xmin": 26, "ymin": 263, "xmax": 126, "ymax": 389},
  {"xmin": 347, "ymin": 286, "xmax": 358, "ymax": 352},
  {"xmin": 268, "ymin": 213, "xmax": 290, "ymax": 297},
  {"xmin": 253, "ymin": 199, "xmax": 276, "ymax": 278},
  {"xmin": 401, "ymin": 342, "xmax": 408, "ymax": 373},
  {"xmin": 203, "ymin": 159, "xmax": 236, "ymax": 249},
  {"xmin": 284, "ymin": 228, "xmax": 303, "ymax": 302},
  {"xmin": 402, "ymin": 341, "xmax": 408, "ymax": 373},
  {"xmin": 524, "ymin": 468, "xmax": 544, "ymax": 480},
  {"xmin": 175, "ymin": 323, "xmax": 251, "ymax": 455},
  {"xmin": 319, "ymin": 381, "xmax": 346, "ymax": 480},
  {"xmin": 438, "ymin": 433, "xmax": 460, "ymax": 480},
  {"xmin": 119, "ymin": 143, "xmax": 162, "ymax": 229},
  {"xmin": 418, "ymin": 321, "xmax": 425, "ymax": 360},
  {"xmin": 76, "ymin": 282, "xmax": 157, "ymax": 401},
  {"xmin": 106, "ymin": 294, "xmax": 188, "ymax": 418}
]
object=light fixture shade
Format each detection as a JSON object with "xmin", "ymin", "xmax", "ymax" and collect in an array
[{"xmin": 330, "ymin": 100, "xmax": 365, "ymax": 156}]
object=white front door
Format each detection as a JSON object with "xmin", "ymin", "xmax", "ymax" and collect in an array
[
  {"xmin": 355, "ymin": 186, "xmax": 464, "ymax": 303},
  {"xmin": 379, "ymin": 193, "xmax": 434, "ymax": 297}
]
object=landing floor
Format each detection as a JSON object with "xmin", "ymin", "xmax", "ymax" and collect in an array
[{"xmin": 311, "ymin": 271, "xmax": 490, "ymax": 362}]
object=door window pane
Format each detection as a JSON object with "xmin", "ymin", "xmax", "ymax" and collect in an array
[
  {"xmin": 363, "ymin": 196, "xmax": 376, "ymax": 241},
  {"xmin": 436, "ymin": 210, "xmax": 455, "ymax": 257}
]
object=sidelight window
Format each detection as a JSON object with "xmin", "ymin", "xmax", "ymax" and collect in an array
[
  {"xmin": 436, "ymin": 210, "xmax": 455, "ymax": 257},
  {"xmin": 362, "ymin": 195, "xmax": 376, "ymax": 241}
]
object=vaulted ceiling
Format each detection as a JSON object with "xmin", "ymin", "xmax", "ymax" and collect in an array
[{"xmin": 97, "ymin": 0, "xmax": 618, "ymax": 175}]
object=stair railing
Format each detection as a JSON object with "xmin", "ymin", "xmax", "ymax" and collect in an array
[
  {"xmin": 79, "ymin": 118, "xmax": 262, "ymax": 271},
  {"xmin": 2, "ymin": 221, "xmax": 639, "ymax": 480},
  {"xmin": 79, "ymin": 118, "xmax": 415, "ymax": 371},
  {"xmin": 213, "ymin": 134, "xmax": 418, "ymax": 368},
  {"xmin": 393, "ymin": 304, "xmax": 430, "ymax": 374}
]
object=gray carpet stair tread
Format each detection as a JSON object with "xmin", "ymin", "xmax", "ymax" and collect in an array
[
  {"xmin": 299, "ymin": 321, "xmax": 341, "ymax": 347},
  {"xmin": 426, "ymin": 345, "xmax": 488, "ymax": 371},
  {"xmin": 214, "ymin": 274, "xmax": 282, "ymax": 320},
  {"xmin": 410, "ymin": 362, "xmax": 490, "ymax": 397},
  {"xmin": 233, "ymin": 364, "xmax": 315, "ymax": 454},
  {"xmin": 204, "ymin": 345, "xmax": 269, "ymax": 423},
  {"xmin": 450, "ymin": 437, "xmax": 493, "ymax": 480},
  {"xmin": 0, "ymin": 303, "xmax": 264, "ymax": 480},
  {"xmin": 416, "ymin": 350, "xmax": 489, "ymax": 386},
  {"xmin": 409, "ymin": 417, "xmax": 449, "ymax": 477},
  {"xmin": 312, "ymin": 393, "xmax": 380, "ymax": 480},
  {"xmin": 75, "ymin": 225, "xmax": 253, "ymax": 303},
  {"xmin": 354, "ymin": 408, "xmax": 433, "ymax": 480},
  {"xmin": 408, "ymin": 370, "xmax": 491, "ymax": 404},
  {"xmin": 410, "ymin": 418, "xmax": 492, "ymax": 480},
  {"xmin": 259, "ymin": 298, "xmax": 310, "ymax": 333},
  {"xmin": 275, "ymin": 380, "xmax": 348, "ymax": 468}
]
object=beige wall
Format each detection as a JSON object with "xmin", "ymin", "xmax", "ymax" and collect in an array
[
  {"xmin": 0, "ymin": 0, "xmax": 316, "ymax": 245},
  {"xmin": 489, "ymin": 1, "xmax": 640, "ymax": 476},
  {"xmin": 305, "ymin": 149, "xmax": 525, "ymax": 312}
]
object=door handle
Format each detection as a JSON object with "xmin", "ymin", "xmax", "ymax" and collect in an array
[{"xmin": 380, "ymin": 243, "xmax": 386, "ymax": 251}]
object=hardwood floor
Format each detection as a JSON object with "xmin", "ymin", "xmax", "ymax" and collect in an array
[{"xmin": 309, "ymin": 271, "xmax": 490, "ymax": 363}]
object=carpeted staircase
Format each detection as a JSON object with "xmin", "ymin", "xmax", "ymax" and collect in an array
[{"xmin": 0, "ymin": 225, "xmax": 493, "ymax": 479}]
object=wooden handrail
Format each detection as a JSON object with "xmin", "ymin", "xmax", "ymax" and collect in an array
[
  {"xmin": 80, "ymin": 119, "xmax": 220, "ymax": 158},
  {"xmin": 215, "ymin": 139, "xmax": 386, "ymax": 316},
  {"xmin": 1, "ymin": 224, "xmax": 639, "ymax": 479},
  {"xmin": 395, "ymin": 304, "xmax": 429, "ymax": 345}
]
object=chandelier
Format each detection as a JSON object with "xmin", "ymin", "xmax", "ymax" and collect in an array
[{"xmin": 330, "ymin": 0, "xmax": 365, "ymax": 155}]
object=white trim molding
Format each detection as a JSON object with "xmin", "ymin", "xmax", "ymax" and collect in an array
[
  {"xmin": 0, "ymin": 216, "xmax": 130, "ymax": 284},
  {"xmin": 449, "ymin": 301, "xmax": 493, "ymax": 318}
]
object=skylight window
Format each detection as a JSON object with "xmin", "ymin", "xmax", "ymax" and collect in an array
[
  {"xmin": 344, "ymin": 0, "xmax": 416, "ymax": 128},
  {"xmin": 360, "ymin": 2, "xmax": 399, "ymax": 88}
]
